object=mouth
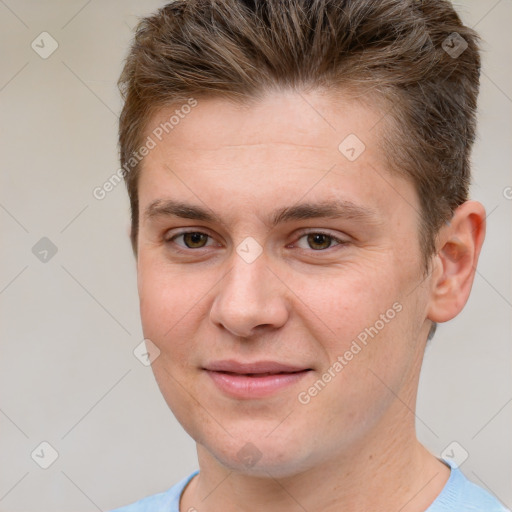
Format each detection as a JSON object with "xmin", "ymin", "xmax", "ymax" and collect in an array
[
  {"xmin": 203, "ymin": 360, "xmax": 313, "ymax": 399},
  {"xmin": 215, "ymin": 370, "xmax": 306, "ymax": 377}
]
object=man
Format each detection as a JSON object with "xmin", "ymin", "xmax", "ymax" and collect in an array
[{"xmin": 111, "ymin": 0, "xmax": 508, "ymax": 510}]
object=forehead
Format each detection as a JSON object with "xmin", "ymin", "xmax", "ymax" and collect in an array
[{"xmin": 143, "ymin": 89, "xmax": 383, "ymax": 155}]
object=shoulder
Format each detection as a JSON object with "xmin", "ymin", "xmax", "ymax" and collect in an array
[
  {"xmin": 428, "ymin": 459, "xmax": 509, "ymax": 512},
  {"xmin": 108, "ymin": 471, "xmax": 199, "ymax": 512}
]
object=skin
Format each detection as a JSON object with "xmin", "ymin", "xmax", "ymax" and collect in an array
[{"xmin": 135, "ymin": 89, "xmax": 486, "ymax": 512}]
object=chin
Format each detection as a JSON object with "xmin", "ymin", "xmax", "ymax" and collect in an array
[{"xmin": 201, "ymin": 431, "xmax": 318, "ymax": 479}]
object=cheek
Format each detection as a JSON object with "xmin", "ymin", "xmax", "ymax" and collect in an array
[
  {"xmin": 292, "ymin": 262, "xmax": 403, "ymax": 352},
  {"xmin": 137, "ymin": 259, "xmax": 209, "ymax": 438},
  {"xmin": 299, "ymin": 309, "xmax": 418, "ymax": 452},
  {"xmin": 137, "ymin": 256, "xmax": 204, "ymax": 343},
  {"xmin": 295, "ymin": 264, "xmax": 420, "ymax": 414}
]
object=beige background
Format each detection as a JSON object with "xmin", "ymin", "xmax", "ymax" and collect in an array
[{"xmin": 0, "ymin": 1, "xmax": 510, "ymax": 510}]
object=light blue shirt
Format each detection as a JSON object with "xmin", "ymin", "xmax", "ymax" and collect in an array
[{"xmin": 110, "ymin": 459, "xmax": 509, "ymax": 511}]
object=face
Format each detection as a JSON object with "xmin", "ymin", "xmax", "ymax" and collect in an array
[{"xmin": 136, "ymin": 90, "xmax": 434, "ymax": 477}]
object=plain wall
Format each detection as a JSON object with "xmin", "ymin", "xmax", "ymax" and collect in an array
[{"xmin": 0, "ymin": 1, "xmax": 510, "ymax": 510}]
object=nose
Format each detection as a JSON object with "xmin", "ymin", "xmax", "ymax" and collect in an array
[{"xmin": 209, "ymin": 250, "xmax": 289, "ymax": 339}]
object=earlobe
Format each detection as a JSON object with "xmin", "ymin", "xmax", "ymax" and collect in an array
[{"xmin": 427, "ymin": 201, "xmax": 486, "ymax": 324}]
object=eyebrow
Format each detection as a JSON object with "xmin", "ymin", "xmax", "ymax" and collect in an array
[{"xmin": 143, "ymin": 198, "xmax": 379, "ymax": 228}]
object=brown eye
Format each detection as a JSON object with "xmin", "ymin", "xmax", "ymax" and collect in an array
[
  {"xmin": 167, "ymin": 231, "xmax": 213, "ymax": 250},
  {"xmin": 306, "ymin": 233, "xmax": 333, "ymax": 250},
  {"xmin": 181, "ymin": 232, "xmax": 209, "ymax": 248},
  {"xmin": 293, "ymin": 231, "xmax": 347, "ymax": 252}
]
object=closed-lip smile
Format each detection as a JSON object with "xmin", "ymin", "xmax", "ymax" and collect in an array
[{"xmin": 203, "ymin": 359, "xmax": 312, "ymax": 399}]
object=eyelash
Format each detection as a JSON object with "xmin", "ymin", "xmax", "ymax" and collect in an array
[{"xmin": 164, "ymin": 230, "xmax": 348, "ymax": 254}]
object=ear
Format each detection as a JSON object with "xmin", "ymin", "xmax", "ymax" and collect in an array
[{"xmin": 427, "ymin": 200, "xmax": 486, "ymax": 323}]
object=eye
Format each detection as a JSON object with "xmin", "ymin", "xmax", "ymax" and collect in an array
[
  {"xmin": 166, "ymin": 231, "xmax": 215, "ymax": 250},
  {"xmin": 294, "ymin": 231, "xmax": 347, "ymax": 251},
  {"xmin": 165, "ymin": 229, "xmax": 348, "ymax": 254}
]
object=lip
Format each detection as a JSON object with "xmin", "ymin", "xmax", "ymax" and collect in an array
[
  {"xmin": 203, "ymin": 360, "xmax": 312, "ymax": 399},
  {"xmin": 204, "ymin": 359, "xmax": 310, "ymax": 374}
]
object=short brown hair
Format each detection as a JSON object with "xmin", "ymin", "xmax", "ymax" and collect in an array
[{"xmin": 118, "ymin": 0, "xmax": 481, "ymax": 271}]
